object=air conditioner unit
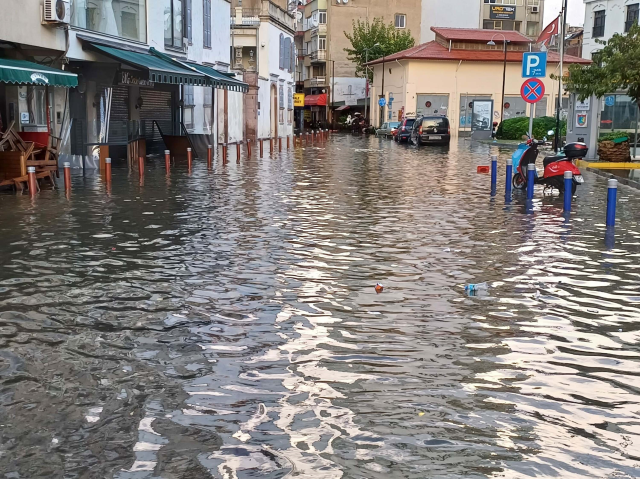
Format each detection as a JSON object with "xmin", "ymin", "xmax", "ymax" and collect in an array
[
  {"xmin": 44, "ymin": 0, "xmax": 70, "ymax": 24},
  {"xmin": 531, "ymin": 6, "xmax": 539, "ymax": 13}
]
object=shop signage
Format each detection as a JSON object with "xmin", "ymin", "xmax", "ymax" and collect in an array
[
  {"xmin": 575, "ymin": 98, "xmax": 590, "ymax": 110},
  {"xmin": 490, "ymin": 5, "xmax": 516, "ymax": 20},
  {"xmin": 30, "ymin": 73, "xmax": 49, "ymax": 84},
  {"xmin": 294, "ymin": 93, "xmax": 305, "ymax": 107},
  {"xmin": 119, "ymin": 71, "xmax": 154, "ymax": 87},
  {"xmin": 345, "ymin": 97, "xmax": 358, "ymax": 106}
]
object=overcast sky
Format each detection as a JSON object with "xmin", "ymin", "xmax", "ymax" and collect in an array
[{"xmin": 544, "ymin": 0, "xmax": 586, "ymax": 27}]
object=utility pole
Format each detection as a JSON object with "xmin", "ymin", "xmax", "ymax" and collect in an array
[
  {"xmin": 380, "ymin": 53, "xmax": 385, "ymax": 127},
  {"xmin": 555, "ymin": 0, "xmax": 568, "ymax": 152},
  {"xmin": 332, "ymin": 60, "xmax": 335, "ymax": 129}
]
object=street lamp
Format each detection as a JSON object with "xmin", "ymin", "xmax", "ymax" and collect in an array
[
  {"xmin": 363, "ymin": 43, "xmax": 380, "ymax": 123},
  {"xmin": 487, "ymin": 33, "xmax": 509, "ymax": 128}
]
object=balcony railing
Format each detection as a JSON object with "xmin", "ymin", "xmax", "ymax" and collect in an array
[
  {"xmin": 310, "ymin": 24, "xmax": 327, "ymax": 36},
  {"xmin": 304, "ymin": 77, "xmax": 326, "ymax": 88},
  {"xmin": 231, "ymin": 7, "xmax": 260, "ymax": 26},
  {"xmin": 310, "ymin": 50, "xmax": 326, "ymax": 62}
]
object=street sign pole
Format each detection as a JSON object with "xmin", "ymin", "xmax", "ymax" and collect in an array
[
  {"xmin": 521, "ymin": 78, "xmax": 545, "ymax": 138},
  {"xmin": 529, "ymin": 103, "xmax": 534, "ymax": 138}
]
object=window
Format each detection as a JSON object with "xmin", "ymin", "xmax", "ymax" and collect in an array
[
  {"xmin": 284, "ymin": 37, "xmax": 291, "ymax": 71},
  {"xmin": 527, "ymin": 0, "xmax": 540, "ymax": 5},
  {"xmin": 164, "ymin": 0, "xmax": 184, "ymax": 48},
  {"xmin": 318, "ymin": 11, "xmax": 327, "ymax": 24},
  {"xmin": 484, "ymin": 0, "xmax": 516, "ymax": 3},
  {"xmin": 279, "ymin": 33, "xmax": 284, "ymax": 69},
  {"xmin": 22, "ymin": 86, "xmax": 46, "ymax": 126},
  {"xmin": 526, "ymin": 21, "xmax": 539, "ymax": 36},
  {"xmin": 70, "ymin": 0, "xmax": 147, "ymax": 42},
  {"xmin": 183, "ymin": 85, "xmax": 194, "ymax": 130},
  {"xmin": 318, "ymin": 36, "xmax": 326, "ymax": 50},
  {"xmin": 395, "ymin": 14, "xmax": 406, "ymax": 29},
  {"xmin": 186, "ymin": 0, "xmax": 192, "ymax": 43},
  {"xmin": 593, "ymin": 10, "xmax": 605, "ymax": 38},
  {"xmin": 626, "ymin": 4, "xmax": 639, "ymax": 32},
  {"xmin": 279, "ymin": 84, "xmax": 284, "ymax": 109},
  {"xmin": 484, "ymin": 20, "xmax": 502, "ymax": 30},
  {"xmin": 203, "ymin": 0, "xmax": 211, "ymax": 48}
]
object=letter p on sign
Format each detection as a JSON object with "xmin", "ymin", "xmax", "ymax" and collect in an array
[{"xmin": 522, "ymin": 52, "xmax": 547, "ymax": 78}]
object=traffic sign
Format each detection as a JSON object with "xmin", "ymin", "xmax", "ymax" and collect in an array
[
  {"xmin": 521, "ymin": 78, "xmax": 545, "ymax": 104},
  {"xmin": 522, "ymin": 52, "xmax": 547, "ymax": 78},
  {"xmin": 378, "ymin": 98, "xmax": 386, "ymax": 107}
]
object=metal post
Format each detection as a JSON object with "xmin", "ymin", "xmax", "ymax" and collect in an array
[
  {"xmin": 528, "ymin": 103, "xmax": 534, "ymax": 139},
  {"xmin": 490, "ymin": 154, "xmax": 498, "ymax": 191},
  {"xmin": 105, "ymin": 157, "xmax": 112, "ymax": 184},
  {"xmin": 165, "ymin": 150, "xmax": 171, "ymax": 172},
  {"xmin": 222, "ymin": 144, "xmax": 228, "ymax": 164},
  {"xmin": 500, "ymin": 40, "xmax": 507, "ymax": 126},
  {"xmin": 236, "ymin": 143, "xmax": 241, "ymax": 162},
  {"xmin": 527, "ymin": 163, "xmax": 535, "ymax": 200},
  {"xmin": 606, "ymin": 178, "xmax": 618, "ymax": 227},
  {"xmin": 287, "ymin": 135, "xmax": 290, "ymax": 149},
  {"xmin": 505, "ymin": 158, "xmax": 512, "ymax": 198},
  {"xmin": 563, "ymin": 171, "xmax": 573, "ymax": 211},
  {"xmin": 247, "ymin": 139, "xmax": 251, "ymax": 156},
  {"xmin": 27, "ymin": 166, "xmax": 38, "ymax": 195},
  {"xmin": 138, "ymin": 156, "xmax": 144, "ymax": 178},
  {"xmin": 260, "ymin": 139, "xmax": 264, "ymax": 157},
  {"xmin": 279, "ymin": 137, "xmax": 282, "ymax": 152},
  {"xmin": 207, "ymin": 145, "xmax": 212, "ymax": 169},
  {"xmin": 187, "ymin": 148, "xmax": 192, "ymax": 171},
  {"xmin": 63, "ymin": 162, "xmax": 71, "ymax": 190},
  {"xmin": 270, "ymin": 138, "xmax": 274, "ymax": 153}
]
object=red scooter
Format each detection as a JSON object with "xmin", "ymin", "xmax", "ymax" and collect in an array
[{"xmin": 512, "ymin": 137, "xmax": 587, "ymax": 195}]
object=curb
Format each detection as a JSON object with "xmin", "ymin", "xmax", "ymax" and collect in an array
[{"xmin": 585, "ymin": 167, "xmax": 640, "ymax": 190}]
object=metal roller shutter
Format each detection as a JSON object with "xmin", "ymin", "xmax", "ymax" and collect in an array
[
  {"xmin": 108, "ymin": 85, "xmax": 129, "ymax": 144},
  {"xmin": 139, "ymin": 88, "xmax": 173, "ymax": 154}
]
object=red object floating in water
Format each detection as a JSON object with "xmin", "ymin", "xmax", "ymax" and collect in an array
[
  {"xmin": 375, "ymin": 283, "xmax": 384, "ymax": 294},
  {"xmin": 477, "ymin": 166, "xmax": 490, "ymax": 174}
]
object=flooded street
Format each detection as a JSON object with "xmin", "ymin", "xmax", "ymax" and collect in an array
[{"xmin": 2, "ymin": 135, "xmax": 640, "ymax": 478}]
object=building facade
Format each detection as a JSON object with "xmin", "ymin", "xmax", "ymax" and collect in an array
[
  {"xmin": 582, "ymin": 0, "xmax": 639, "ymax": 59},
  {"xmin": 421, "ymin": 0, "xmax": 483, "ymax": 42},
  {"xmin": 368, "ymin": 28, "xmax": 589, "ymax": 134},
  {"xmin": 481, "ymin": 0, "xmax": 545, "ymax": 38},
  {"xmin": 230, "ymin": 0, "xmax": 296, "ymax": 140}
]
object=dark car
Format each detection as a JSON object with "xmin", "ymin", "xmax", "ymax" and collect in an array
[
  {"xmin": 411, "ymin": 116, "xmax": 451, "ymax": 146},
  {"xmin": 394, "ymin": 117, "xmax": 415, "ymax": 143}
]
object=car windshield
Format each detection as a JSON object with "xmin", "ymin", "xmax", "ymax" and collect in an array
[
  {"xmin": 389, "ymin": 122, "xmax": 400, "ymax": 128},
  {"xmin": 422, "ymin": 117, "xmax": 448, "ymax": 128},
  {"xmin": 405, "ymin": 119, "xmax": 415, "ymax": 126}
]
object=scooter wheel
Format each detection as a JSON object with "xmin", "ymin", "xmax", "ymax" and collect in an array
[{"xmin": 512, "ymin": 173, "xmax": 525, "ymax": 190}]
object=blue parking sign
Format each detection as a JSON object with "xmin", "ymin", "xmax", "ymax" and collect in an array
[
  {"xmin": 378, "ymin": 98, "xmax": 386, "ymax": 107},
  {"xmin": 522, "ymin": 52, "xmax": 547, "ymax": 78}
]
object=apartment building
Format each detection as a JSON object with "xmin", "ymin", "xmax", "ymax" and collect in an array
[
  {"xmin": 230, "ymin": 0, "xmax": 296, "ymax": 140},
  {"xmin": 300, "ymin": 0, "xmax": 422, "ymax": 126},
  {"xmin": 583, "ymin": 0, "xmax": 639, "ymax": 59},
  {"xmin": 481, "ymin": 0, "xmax": 545, "ymax": 37}
]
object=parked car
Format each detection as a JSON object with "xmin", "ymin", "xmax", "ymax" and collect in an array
[
  {"xmin": 394, "ymin": 118, "xmax": 416, "ymax": 143},
  {"xmin": 376, "ymin": 122, "xmax": 400, "ymax": 139},
  {"xmin": 411, "ymin": 116, "xmax": 451, "ymax": 146}
]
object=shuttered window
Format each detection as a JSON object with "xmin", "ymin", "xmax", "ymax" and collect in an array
[
  {"xmin": 284, "ymin": 37, "xmax": 291, "ymax": 71},
  {"xmin": 186, "ymin": 0, "xmax": 193, "ymax": 43},
  {"xmin": 279, "ymin": 33, "xmax": 284, "ymax": 69},
  {"xmin": 203, "ymin": 0, "xmax": 211, "ymax": 47}
]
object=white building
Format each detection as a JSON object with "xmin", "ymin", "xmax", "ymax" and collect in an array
[
  {"xmin": 582, "ymin": 0, "xmax": 639, "ymax": 59},
  {"xmin": 231, "ymin": 0, "xmax": 296, "ymax": 140},
  {"xmin": 420, "ymin": 0, "xmax": 483, "ymax": 42}
]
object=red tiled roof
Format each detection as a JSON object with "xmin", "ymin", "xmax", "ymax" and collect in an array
[
  {"xmin": 366, "ymin": 41, "xmax": 591, "ymax": 65},
  {"xmin": 431, "ymin": 27, "xmax": 533, "ymax": 44}
]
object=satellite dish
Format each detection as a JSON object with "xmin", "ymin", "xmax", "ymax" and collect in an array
[{"xmin": 343, "ymin": 0, "xmax": 349, "ymax": 4}]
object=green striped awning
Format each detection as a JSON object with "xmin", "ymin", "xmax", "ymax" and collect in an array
[
  {"xmin": 149, "ymin": 48, "xmax": 248, "ymax": 92},
  {"xmin": 88, "ymin": 44, "xmax": 208, "ymax": 86},
  {"xmin": 0, "ymin": 58, "xmax": 78, "ymax": 87}
]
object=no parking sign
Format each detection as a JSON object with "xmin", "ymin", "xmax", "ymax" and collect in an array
[{"xmin": 520, "ymin": 78, "xmax": 545, "ymax": 104}]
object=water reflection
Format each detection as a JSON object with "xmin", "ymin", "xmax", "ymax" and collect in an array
[{"xmin": 1, "ymin": 136, "xmax": 640, "ymax": 478}]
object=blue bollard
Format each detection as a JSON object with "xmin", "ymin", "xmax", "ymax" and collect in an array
[
  {"xmin": 505, "ymin": 158, "xmax": 512, "ymax": 198},
  {"xmin": 606, "ymin": 178, "xmax": 618, "ymax": 227},
  {"xmin": 563, "ymin": 171, "xmax": 573, "ymax": 212},
  {"xmin": 526, "ymin": 163, "xmax": 535, "ymax": 200},
  {"xmin": 490, "ymin": 155, "xmax": 498, "ymax": 191}
]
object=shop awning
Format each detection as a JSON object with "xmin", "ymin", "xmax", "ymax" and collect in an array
[
  {"xmin": 335, "ymin": 105, "xmax": 350, "ymax": 111},
  {"xmin": 88, "ymin": 43, "xmax": 208, "ymax": 86},
  {"xmin": 148, "ymin": 48, "xmax": 247, "ymax": 92},
  {"xmin": 0, "ymin": 58, "xmax": 78, "ymax": 87},
  {"xmin": 305, "ymin": 93, "xmax": 327, "ymax": 106}
]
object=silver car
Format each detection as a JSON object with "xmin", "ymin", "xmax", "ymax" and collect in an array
[{"xmin": 375, "ymin": 122, "xmax": 400, "ymax": 139}]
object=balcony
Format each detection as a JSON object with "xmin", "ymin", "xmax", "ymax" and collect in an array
[
  {"xmin": 304, "ymin": 77, "xmax": 327, "ymax": 88},
  {"xmin": 310, "ymin": 24, "xmax": 327, "ymax": 37},
  {"xmin": 230, "ymin": 2, "xmax": 296, "ymax": 32},
  {"xmin": 231, "ymin": 8, "xmax": 260, "ymax": 26},
  {"xmin": 310, "ymin": 50, "xmax": 326, "ymax": 62}
]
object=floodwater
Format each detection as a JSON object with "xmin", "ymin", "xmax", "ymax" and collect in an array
[{"xmin": 1, "ymin": 136, "xmax": 640, "ymax": 478}]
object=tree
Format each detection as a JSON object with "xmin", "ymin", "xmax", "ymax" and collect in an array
[
  {"xmin": 344, "ymin": 18, "xmax": 415, "ymax": 82},
  {"xmin": 565, "ymin": 23, "xmax": 640, "ymax": 113}
]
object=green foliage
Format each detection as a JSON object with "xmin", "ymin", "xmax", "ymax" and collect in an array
[
  {"xmin": 598, "ymin": 131, "xmax": 629, "ymax": 143},
  {"xmin": 343, "ymin": 18, "xmax": 415, "ymax": 82},
  {"xmin": 496, "ymin": 116, "xmax": 566, "ymax": 140},
  {"xmin": 564, "ymin": 23, "xmax": 640, "ymax": 111}
]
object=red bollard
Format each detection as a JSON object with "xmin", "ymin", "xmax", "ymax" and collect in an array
[
  {"xmin": 27, "ymin": 166, "xmax": 38, "ymax": 195},
  {"xmin": 270, "ymin": 138, "xmax": 274, "ymax": 153},
  {"xmin": 164, "ymin": 150, "xmax": 171, "ymax": 172},
  {"xmin": 279, "ymin": 137, "xmax": 282, "ymax": 152},
  {"xmin": 105, "ymin": 157, "xmax": 112, "ymax": 184},
  {"xmin": 138, "ymin": 156, "xmax": 144, "ymax": 178},
  {"xmin": 63, "ymin": 162, "xmax": 71, "ymax": 190},
  {"xmin": 236, "ymin": 143, "xmax": 241, "ymax": 162},
  {"xmin": 247, "ymin": 139, "xmax": 252, "ymax": 157},
  {"xmin": 207, "ymin": 145, "xmax": 212, "ymax": 169},
  {"xmin": 287, "ymin": 136, "xmax": 290, "ymax": 149},
  {"xmin": 222, "ymin": 144, "xmax": 228, "ymax": 164},
  {"xmin": 187, "ymin": 148, "xmax": 192, "ymax": 171},
  {"xmin": 259, "ymin": 139, "xmax": 264, "ymax": 158}
]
